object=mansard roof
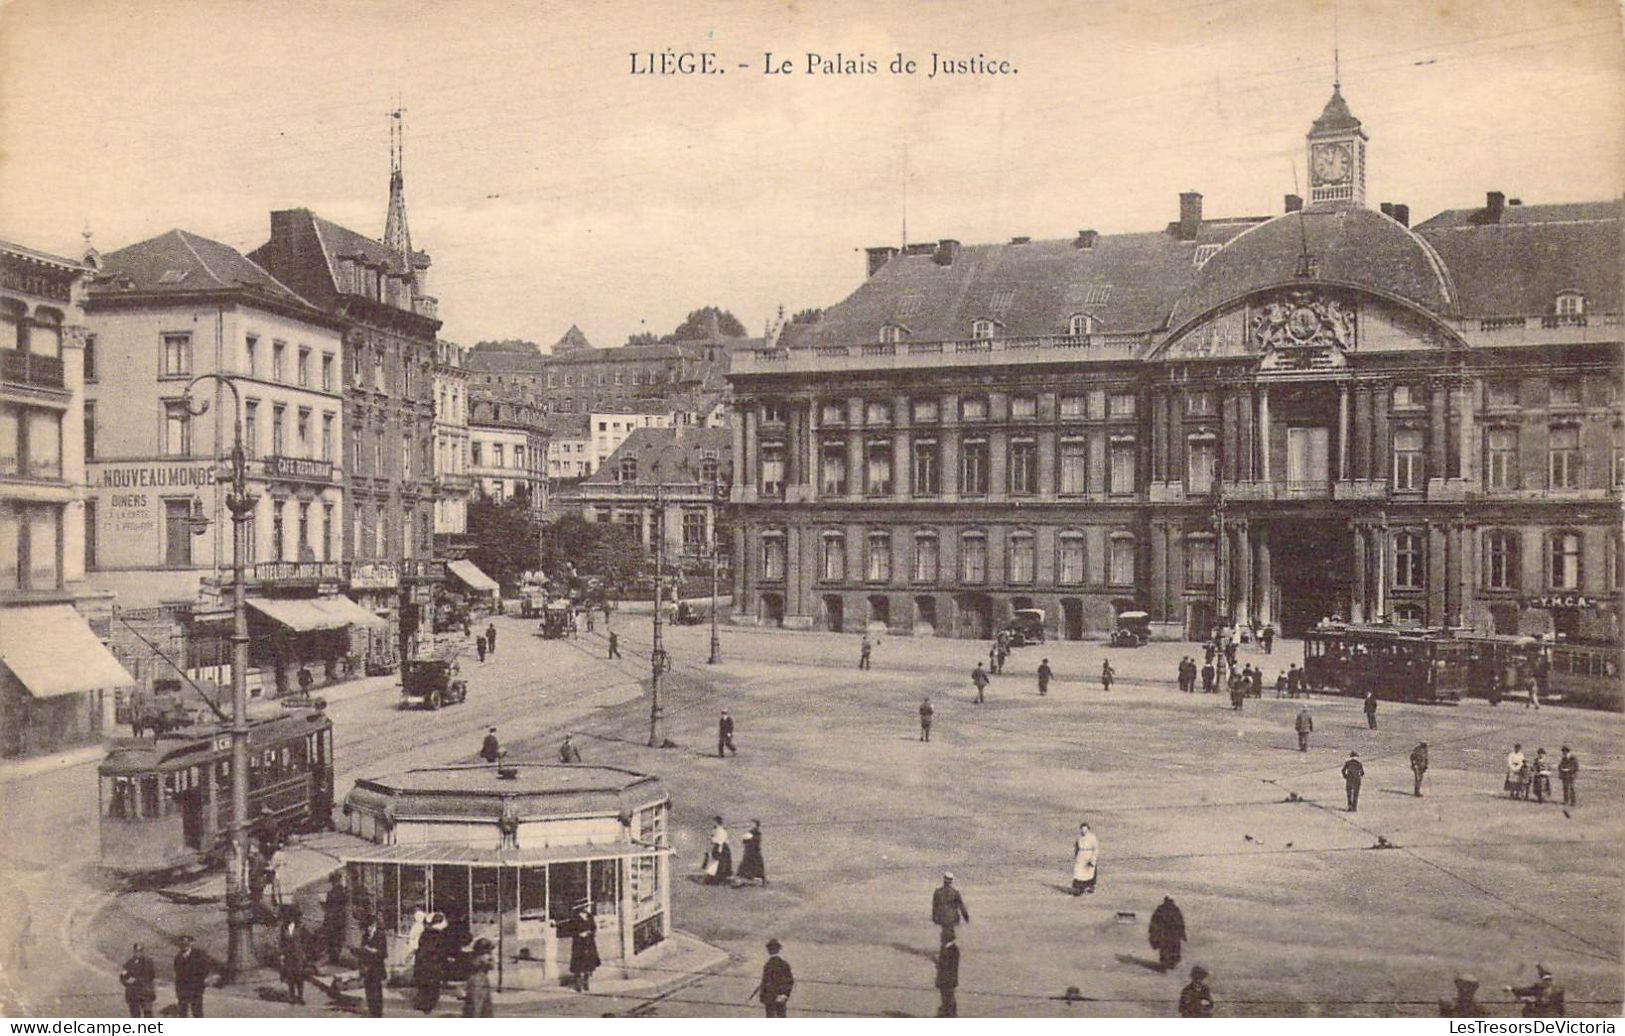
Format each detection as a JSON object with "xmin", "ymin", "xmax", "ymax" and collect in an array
[{"xmin": 95, "ymin": 229, "xmax": 306, "ymax": 303}]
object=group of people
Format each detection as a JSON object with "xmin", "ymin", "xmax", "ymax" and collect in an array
[
  {"xmin": 1504, "ymin": 743, "xmax": 1580, "ymax": 805},
  {"xmin": 702, "ymin": 817, "xmax": 767, "ymax": 886},
  {"xmin": 472, "ymin": 622, "xmax": 498, "ymax": 663}
]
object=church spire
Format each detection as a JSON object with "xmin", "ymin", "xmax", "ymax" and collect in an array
[{"xmin": 383, "ymin": 105, "xmax": 413, "ymax": 267}]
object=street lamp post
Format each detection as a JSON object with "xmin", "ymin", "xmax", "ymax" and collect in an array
[
  {"xmin": 707, "ymin": 475, "xmax": 723, "ymax": 665},
  {"xmin": 183, "ymin": 374, "xmax": 255, "ymax": 980},
  {"xmin": 648, "ymin": 476, "xmax": 666, "ymax": 747}
]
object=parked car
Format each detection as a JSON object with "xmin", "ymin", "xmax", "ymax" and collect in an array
[
  {"xmin": 1110, "ymin": 611, "xmax": 1151, "ymax": 648},
  {"xmin": 1001, "ymin": 608, "xmax": 1046, "ymax": 646}
]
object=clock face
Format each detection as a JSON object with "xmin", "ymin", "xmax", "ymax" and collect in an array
[{"xmin": 1312, "ymin": 143, "xmax": 1352, "ymax": 185}]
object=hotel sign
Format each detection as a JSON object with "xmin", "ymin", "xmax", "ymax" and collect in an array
[
  {"xmin": 350, "ymin": 561, "xmax": 400, "ymax": 590},
  {"xmin": 264, "ymin": 455, "xmax": 334, "ymax": 483}
]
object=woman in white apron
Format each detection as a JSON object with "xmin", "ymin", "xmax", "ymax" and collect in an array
[{"xmin": 1072, "ymin": 822, "xmax": 1099, "ymax": 895}]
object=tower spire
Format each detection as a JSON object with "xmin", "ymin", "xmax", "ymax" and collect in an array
[{"xmin": 384, "ymin": 102, "xmax": 413, "ymax": 266}]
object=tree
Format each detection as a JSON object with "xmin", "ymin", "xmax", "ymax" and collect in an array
[
  {"xmin": 466, "ymin": 497, "xmax": 541, "ymax": 592},
  {"xmin": 540, "ymin": 514, "xmax": 651, "ymax": 596},
  {"xmin": 789, "ymin": 307, "xmax": 823, "ymax": 325},
  {"xmin": 667, "ymin": 306, "xmax": 747, "ymax": 342},
  {"xmin": 625, "ymin": 331, "xmax": 661, "ymax": 346}
]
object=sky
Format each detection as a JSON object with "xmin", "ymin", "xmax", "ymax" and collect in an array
[{"xmin": 1, "ymin": 0, "xmax": 1621, "ymax": 349}]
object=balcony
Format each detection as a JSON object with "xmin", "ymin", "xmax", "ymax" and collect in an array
[
  {"xmin": 1, "ymin": 349, "xmax": 64, "ymax": 391},
  {"xmin": 734, "ymin": 332, "xmax": 1150, "ymax": 375}
]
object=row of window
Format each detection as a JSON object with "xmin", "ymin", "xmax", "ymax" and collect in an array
[
  {"xmin": 878, "ymin": 312, "xmax": 1102, "ymax": 345},
  {"xmin": 236, "ymin": 334, "xmax": 337, "ymax": 391},
  {"xmin": 766, "ymin": 391, "xmax": 1140, "ymax": 428},
  {"xmin": 614, "ymin": 454, "xmax": 722, "ymax": 485},
  {"xmin": 150, "ymin": 496, "xmax": 340, "ymax": 569},
  {"xmin": 759, "ymin": 529, "xmax": 1138, "ymax": 588},
  {"xmin": 1, "ymin": 299, "xmax": 65, "ymax": 358},
  {"xmin": 470, "ymin": 441, "xmax": 544, "ymax": 471},
  {"xmin": 798, "ymin": 435, "xmax": 1140, "ymax": 497},
  {"xmin": 0, "ymin": 404, "xmax": 62, "ymax": 480},
  {"xmin": 1477, "ymin": 529, "xmax": 1619, "ymax": 592},
  {"xmin": 1, "ymin": 502, "xmax": 62, "ymax": 591},
  {"xmin": 351, "ymin": 500, "xmax": 434, "ymax": 561}
]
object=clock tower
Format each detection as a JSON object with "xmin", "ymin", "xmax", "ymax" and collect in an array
[{"xmin": 1307, "ymin": 84, "xmax": 1367, "ymax": 208}]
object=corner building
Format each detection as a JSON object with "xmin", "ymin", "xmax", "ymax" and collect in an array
[{"xmin": 729, "ymin": 88, "xmax": 1623, "ymax": 643}]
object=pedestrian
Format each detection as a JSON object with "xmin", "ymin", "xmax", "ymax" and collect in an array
[
  {"xmin": 919, "ymin": 697, "xmax": 934, "ymax": 742},
  {"xmin": 1071, "ymin": 822, "xmax": 1099, "ymax": 895},
  {"xmin": 1342, "ymin": 751, "xmax": 1365, "ymax": 812},
  {"xmin": 607, "ymin": 631, "xmax": 620, "ymax": 658},
  {"xmin": 568, "ymin": 903, "xmax": 600, "ymax": 992},
  {"xmin": 1229, "ymin": 673, "xmax": 1244, "ymax": 711},
  {"xmin": 1439, "ymin": 974, "xmax": 1484, "ymax": 1017},
  {"xmin": 1287, "ymin": 663, "xmax": 1303, "ymax": 697},
  {"xmin": 278, "ymin": 906, "xmax": 309, "ymax": 1005},
  {"xmin": 931, "ymin": 872, "xmax": 970, "ymax": 943},
  {"xmin": 988, "ymin": 641, "xmax": 1000, "ymax": 676},
  {"xmin": 172, "ymin": 935, "xmax": 211, "ymax": 1018},
  {"xmin": 475, "ymin": 634, "xmax": 487, "ymax": 663},
  {"xmin": 460, "ymin": 937, "xmax": 495, "ymax": 1017},
  {"xmin": 1525, "ymin": 675, "xmax": 1541, "ymax": 709},
  {"xmin": 403, "ymin": 908, "xmax": 427, "ymax": 965},
  {"xmin": 355, "ymin": 913, "xmax": 388, "ymax": 1018},
  {"xmin": 485, "ymin": 623, "xmax": 497, "ymax": 655},
  {"xmin": 1262, "ymin": 625, "xmax": 1275, "ymax": 655},
  {"xmin": 1224, "ymin": 640, "xmax": 1237, "ymax": 670},
  {"xmin": 1179, "ymin": 965, "xmax": 1215, "ymax": 1017},
  {"xmin": 1363, "ymin": 691, "xmax": 1378, "ymax": 730},
  {"xmin": 1508, "ymin": 965, "xmax": 1565, "ymax": 1017},
  {"xmin": 119, "ymin": 942, "xmax": 156, "ymax": 1018},
  {"xmin": 1148, "ymin": 896, "xmax": 1187, "ymax": 970},
  {"xmin": 298, "ymin": 665, "xmax": 314, "ymax": 698},
  {"xmin": 756, "ymin": 939, "xmax": 794, "ymax": 1017},
  {"xmin": 1201, "ymin": 661, "xmax": 1216, "ymax": 694},
  {"xmin": 412, "ymin": 912, "xmax": 448, "ymax": 1013},
  {"xmin": 558, "ymin": 734, "xmax": 582, "ymax": 764},
  {"xmin": 717, "ymin": 710, "xmax": 737, "ymax": 757},
  {"xmin": 584, "ymin": 609, "xmax": 595, "ymax": 633},
  {"xmin": 859, "ymin": 633, "xmax": 872, "ymax": 670},
  {"xmin": 1558, "ymin": 746, "xmax": 1579, "ymax": 806},
  {"xmin": 1531, "ymin": 748, "xmax": 1553, "ymax": 803},
  {"xmin": 1275, "ymin": 671, "xmax": 1289, "ymax": 697},
  {"xmin": 1100, "ymin": 659, "xmax": 1114, "ymax": 692},
  {"xmin": 480, "ymin": 727, "xmax": 500, "ymax": 763},
  {"xmin": 1203, "ymin": 643, "xmax": 1215, "ymax": 667},
  {"xmin": 1294, "ymin": 707, "xmax": 1313, "ymax": 751},
  {"xmin": 935, "ymin": 933, "xmax": 960, "ymax": 1017},
  {"xmin": 321, "ymin": 871, "xmax": 349, "ymax": 966},
  {"xmin": 705, "ymin": 817, "xmax": 733, "ymax": 883},
  {"xmin": 1505, "ymin": 743, "xmax": 1526, "ymax": 796},
  {"xmin": 738, "ymin": 820, "xmax": 767, "ymax": 885},
  {"xmin": 462, "ymin": 615, "xmax": 472, "ymax": 638},
  {"xmin": 1250, "ymin": 665, "xmax": 1263, "ymax": 698},
  {"xmin": 971, "ymin": 662, "xmax": 989, "ymax": 704},
  {"xmin": 1037, "ymin": 657, "xmax": 1053, "ymax": 696},
  {"xmin": 1409, "ymin": 741, "xmax": 1429, "ymax": 797}
]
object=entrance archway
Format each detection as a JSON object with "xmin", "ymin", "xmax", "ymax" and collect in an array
[
  {"xmin": 914, "ymin": 596, "xmax": 937, "ymax": 634},
  {"xmin": 1272, "ymin": 521, "xmax": 1351, "ymax": 636},
  {"xmin": 759, "ymin": 592, "xmax": 784, "ymax": 627},
  {"xmin": 954, "ymin": 593, "xmax": 992, "ymax": 639},
  {"xmin": 821, "ymin": 595, "xmax": 844, "ymax": 633},
  {"xmin": 1060, "ymin": 598, "xmax": 1084, "ymax": 640},
  {"xmin": 867, "ymin": 595, "xmax": 890, "ymax": 630}
]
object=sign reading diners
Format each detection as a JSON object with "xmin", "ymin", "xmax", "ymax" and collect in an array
[
  {"xmin": 95, "ymin": 464, "xmax": 218, "ymax": 489},
  {"xmin": 264, "ymin": 455, "xmax": 334, "ymax": 482}
]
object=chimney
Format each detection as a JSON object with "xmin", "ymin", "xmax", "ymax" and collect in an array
[
  {"xmin": 1380, "ymin": 202, "xmax": 1394, "ymax": 217},
  {"xmin": 1284, "ymin": 194, "xmax": 1303, "ymax": 214},
  {"xmin": 1074, "ymin": 230, "xmax": 1099, "ymax": 249},
  {"xmin": 904, "ymin": 242, "xmax": 936, "ymax": 257},
  {"xmin": 1009, "ymin": 235, "xmax": 1031, "ymax": 245},
  {"xmin": 1508, "ymin": 198, "xmax": 1522, "ymax": 206},
  {"xmin": 1178, "ymin": 191, "xmax": 1203, "ymax": 241},
  {"xmin": 1392, "ymin": 204, "xmax": 1410, "ymax": 228},
  {"xmin": 1485, "ymin": 191, "xmax": 1506, "ymax": 223},
  {"xmin": 933, "ymin": 239, "xmax": 961, "ymax": 266},
  {"xmin": 865, "ymin": 245, "xmax": 899, "ymax": 278}
]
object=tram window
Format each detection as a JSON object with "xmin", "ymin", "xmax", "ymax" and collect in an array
[
  {"xmin": 472, "ymin": 868, "xmax": 500, "ymax": 926},
  {"xmin": 140, "ymin": 777, "xmax": 161, "ymax": 818},
  {"xmin": 105, "ymin": 777, "xmax": 136, "ymax": 819},
  {"xmin": 591, "ymin": 859, "xmax": 620, "ymax": 917},
  {"xmin": 216, "ymin": 760, "xmax": 231, "ymax": 789},
  {"xmin": 551, "ymin": 862, "xmax": 587, "ymax": 922},
  {"xmin": 400, "ymin": 866, "xmax": 429, "ymax": 934}
]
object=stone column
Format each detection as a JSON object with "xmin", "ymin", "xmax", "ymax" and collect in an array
[
  {"xmin": 1036, "ymin": 428, "xmax": 1056, "ymax": 498},
  {"xmin": 1338, "ymin": 382, "xmax": 1351, "ymax": 481},
  {"xmin": 1150, "ymin": 522, "xmax": 1168, "ymax": 623},
  {"xmin": 1352, "ymin": 385, "xmax": 1370, "ymax": 481},
  {"xmin": 1151, "ymin": 391, "xmax": 1166, "ymax": 483},
  {"xmin": 846, "ymin": 422, "xmax": 863, "ymax": 502},
  {"xmin": 1236, "ymin": 522, "xmax": 1253, "ymax": 624},
  {"xmin": 892, "ymin": 427, "xmax": 910, "ymax": 501},
  {"xmin": 1237, "ymin": 385, "xmax": 1254, "ymax": 482},
  {"xmin": 741, "ymin": 409, "xmax": 756, "ymax": 488},
  {"xmin": 1429, "ymin": 381, "xmax": 1447, "ymax": 483},
  {"xmin": 1351, "ymin": 524, "xmax": 1368, "ymax": 623},
  {"xmin": 1257, "ymin": 388, "xmax": 1272, "ymax": 482},
  {"xmin": 784, "ymin": 407, "xmax": 802, "ymax": 486},
  {"xmin": 1374, "ymin": 522, "xmax": 1388, "ymax": 620},
  {"xmin": 1457, "ymin": 381, "xmax": 1476, "ymax": 485},
  {"xmin": 1255, "ymin": 525, "xmax": 1272, "ymax": 626}
]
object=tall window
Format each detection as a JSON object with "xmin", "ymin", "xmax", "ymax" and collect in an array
[
  {"xmin": 402, "ymin": 436, "xmax": 413, "ymax": 480},
  {"xmin": 913, "ymin": 532, "xmax": 938, "ymax": 582},
  {"xmin": 323, "ymin": 503, "xmax": 335, "ymax": 561},
  {"xmin": 820, "ymin": 532, "xmax": 845, "ymax": 581},
  {"xmin": 1549, "ymin": 426, "xmax": 1580, "ymax": 488},
  {"xmin": 271, "ymin": 501, "xmax": 286, "ymax": 562},
  {"xmin": 911, "ymin": 439, "xmax": 939, "ymax": 495},
  {"xmin": 1393, "ymin": 428, "xmax": 1425, "ymax": 490},
  {"xmin": 1187, "ymin": 436, "xmax": 1216, "ymax": 493},
  {"xmin": 1486, "ymin": 428, "xmax": 1517, "ymax": 490},
  {"xmin": 83, "ymin": 334, "xmax": 97, "ymax": 383},
  {"xmin": 272, "ymin": 341, "xmax": 286, "ymax": 382},
  {"xmin": 760, "ymin": 445, "xmax": 785, "ymax": 497},
  {"xmin": 821, "ymin": 443, "xmax": 848, "ymax": 495},
  {"xmin": 83, "ymin": 498, "xmax": 97, "ymax": 570},
  {"xmin": 1394, "ymin": 532, "xmax": 1424, "ymax": 588},
  {"xmin": 296, "ymin": 409, "xmax": 311, "ymax": 456},
  {"xmin": 297, "ymin": 501, "xmax": 311, "ymax": 558},
  {"xmin": 493, "ymin": 443, "xmax": 505, "ymax": 469},
  {"xmin": 960, "ymin": 532, "xmax": 987, "ymax": 583},
  {"xmin": 321, "ymin": 413, "xmax": 334, "ymax": 462},
  {"xmin": 1187, "ymin": 536, "xmax": 1217, "ymax": 586},
  {"xmin": 297, "ymin": 347, "xmax": 310, "ymax": 387},
  {"xmin": 865, "ymin": 440, "xmax": 893, "ymax": 495},
  {"xmin": 961, "ymin": 438, "xmax": 989, "ymax": 495},
  {"xmin": 1484, "ymin": 530, "xmax": 1519, "ymax": 590},
  {"xmin": 271, "ymin": 405, "xmax": 285, "ymax": 455},
  {"xmin": 321, "ymin": 353, "xmax": 334, "ymax": 391},
  {"xmin": 243, "ymin": 400, "xmax": 258, "ymax": 458},
  {"xmin": 1059, "ymin": 439, "xmax": 1088, "ymax": 495},
  {"xmin": 1058, "ymin": 533, "xmax": 1085, "ymax": 584},
  {"xmin": 244, "ymin": 334, "xmax": 258, "ymax": 376},
  {"xmin": 1548, "ymin": 532, "xmax": 1581, "ymax": 590},
  {"xmin": 163, "ymin": 499, "xmax": 193, "ymax": 566},
  {"xmin": 1109, "ymin": 535, "xmax": 1135, "ymax": 585},
  {"xmin": 471, "ymin": 442, "xmax": 482, "ymax": 467},
  {"xmin": 162, "ymin": 333, "xmax": 192, "ymax": 376},
  {"xmin": 682, "ymin": 510, "xmax": 707, "ymax": 551},
  {"xmin": 163, "ymin": 402, "xmax": 191, "ymax": 456},
  {"xmin": 866, "ymin": 531, "xmax": 892, "ymax": 582},
  {"xmin": 83, "ymin": 401, "xmax": 96, "ymax": 461},
  {"xmin": 374, "ymin": 428, "xmax": 384, "ymax": 475},
  {"xmin": 761, "ymin": 533, "xmax": 785, "ymax": 581},
  {"xmin": 1008, "ymin": 439, "xmax": 1037, "ymax": 495},
  {"xmin": 1109, "ymin": 438, "xmax": 1136, "ymax": 493},
  {"xmin": 1008, "ymin": 532, "xmax": 1035, "ymax": 583}
]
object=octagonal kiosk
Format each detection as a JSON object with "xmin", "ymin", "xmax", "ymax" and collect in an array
[{"xmin": 340, "ymin": 763, "xmax": 672, "ymax": 989}]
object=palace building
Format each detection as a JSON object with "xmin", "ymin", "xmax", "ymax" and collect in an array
[{"xmin": 727, "ymin": 87, "xmax": 1623, "ymax": 644}]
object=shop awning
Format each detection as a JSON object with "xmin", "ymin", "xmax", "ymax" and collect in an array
[
  {"xmin": 247, "ymin": 596, "xmax": 389, "ymax": 632},
  {"xmin": 315, "ymin": 595, "xmax": 390, "ymax": 630},
  {"xmin": 1, "ymin": 604, "xmax": 133, "ymax": 698},
  {"xmin": 448, "ymin": 560, "xmax": 500, "ymax": 594}
]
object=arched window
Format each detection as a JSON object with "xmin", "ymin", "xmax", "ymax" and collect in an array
[
  {"xmin": 1068, "ymin": 313, "xmax": 1095, "ymax": 336},
  {"xmin": 971, "ymin": 318, "xmax": 996, "ymax": 341},
  {"xmin": 960, "ymin": 531, "xmax": 987, "ymax": 583},
  {"xmin": 1008, "ymin": 531, "xmax": 1035, "ymax": 583},
  {"xmin": 1109, "ymin": 533, "xmax": 1136, "ymax": 585},
  {"xmin": 1057, "ymin": 532, "xmax": 1085, "ymax": 585},
  {"xmin": 1548, "ymin": 531, "xmax": 1582, "ymax": 590},
  {"xmin": 1394, "ymin": 532, "xmax": 1425, "ymax": 588},
  {"xmin": 820, "ymin": 531, "xmax": 846, "ymax": 582},
  {"xmin": 913, "ymin": 530, "xmax": 939, "ymax": 583}
]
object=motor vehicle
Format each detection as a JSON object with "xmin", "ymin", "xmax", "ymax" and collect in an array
[
  {"xmin": 1110, "ymin": 611, "xmax": 1151, "ymax": 648},
  {"xmin": 399, "ymin": 654, "xmax": 468, "ymax": 710},
  {"xmin": 1000, "ymin": 608, "xmax": 1046, "ymax": 646}
]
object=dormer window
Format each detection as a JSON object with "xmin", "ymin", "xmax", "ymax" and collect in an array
[
  {"xmin": 1555, "ymin": 291, "xmax": 1586, "ymax": 316},
  {"xmin": 618, "ymin": 457, "xmax": 638, "ymax": 483},
  {"xmin": 1193, "ymin": 244, "xmax": 1222, "ymax": 268},
  {"xmin": 1068, "ymin": 313, "xmax": 1096, "ymax": 336},
  {"xmin": 971, "ymin": 319, "xmax": 996, "ymax": 341},
  {"xmin": 880, "ymin": 324, "xmax": 907, "ymax": 344}
]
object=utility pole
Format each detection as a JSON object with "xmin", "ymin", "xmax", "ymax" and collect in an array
[
  {"xmin": 707, "ymin": 473, "xmax": 722, "ymax": 664},
  {"xmin": 185, "ymin": 374, "xmax": 255, "ymax": 980},
  {"xmin": 648, "ymin": 478, "xmax": 666, "ymax": 747}
]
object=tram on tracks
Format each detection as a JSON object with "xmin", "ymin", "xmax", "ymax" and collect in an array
[
  {"xmin": 1461, "ymin": 634, "xmax": 1622, "ymax": 711},
  {"xmin": 1301, "ymin": 623, "xmax": 1469, "ymax": 703},
  {"xmin": 98, "ymin": 706, "xmax": 335, "ymax": 875}
]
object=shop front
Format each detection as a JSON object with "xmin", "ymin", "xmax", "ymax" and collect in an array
[
  {"xmin": 245, "ymin": 592, "xmax": 389, "ymax": 696},
  {"xmin": 348, "ymin": 562, "xmax": 401, "ymax": 674},
  {"xmin": 0, "ymin": 603, "xmax": 133, "ymax": 757}
]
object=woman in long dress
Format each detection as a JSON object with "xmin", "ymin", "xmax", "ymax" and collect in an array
[
  {"xmin": 569, "ymin": 904, "xmax": 601, "ymax": 992},
  {"xmin": 737, "ymin": 820, "xmax": 766, "ymax": 885},
  {"xmin": 1072, "ymin": 822, "xmax": 1099, "ymax": 895},
  {"xmin": 707, "ymin": 817, "xmax": 733, "ymax": 884}
]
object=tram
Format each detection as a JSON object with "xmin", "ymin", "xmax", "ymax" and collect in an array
[
  {"xmin": 1460, "ymin": 634, "xmax": 1622, "ymax": 711},
  {"xmin": 98, "ymin": 706, "xmax": 335, "ymax": 875},
  {"xmin": 1545, "ymin": 642, "xmax": 1623, "ymax": 710},
  {"xmin": 1301, "ymin": 623, "xmax": 1468, "ymax": 703}
]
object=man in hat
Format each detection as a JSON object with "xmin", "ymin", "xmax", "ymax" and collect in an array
[
  {"xmin": 559, "ymin": 734, "xmax": 582, "ymax": 764},
  {"xmin": 932, "ymin": 873, "xmax": 970, "ymax": 943},
  {"xmin": 607, "ymin": 631, "xmax": 621, "ymax": 658},
  {"xmin": 118, "ymin": 942, "xmax": 156, "ymax": 1017},
  {"xmin": 485, "ymin": 622, "xmax": 497, "ymax": 656},
  {"xmin": 172, "ymin": 935, "xmax": 211, "ymax": 1017},
  {"xmin": 463, "ymin": 937, "xmax": 495, "ymax": 1017},
  {"xmin": 935, "ymin": 933, "xmax": 960, "ymax": 1017},
  {"xmin": 1363, "ymin": 691, "xmax": 1379, "ymax": 729},
  {"xmin": 1508, "ymin": 965, "xmax": 1565, "ymax": 1017},
  {"xmin": 1178, "ymin": 965, "xmax": 1214, "ymax": 1017},
  {"xmin": 1294, "ymin": 706, "xmax": 1314, "ymax": 752},
  {"xmin": 1037, "ymin": 658, "xmax": 1053, "ymax": 696},
  {"xmin": 718, "ymin": 710, "xmax": 737, "ymax": 757},
  {"xmin": 1409, "ymin": 742, "xmax": 1429, "ymax": 797},
  {"xmin": 919, "ymin": 697, "xmax": 934, "ymax": 742},
  {"xmin": 569, "ymin": 902, "xmax": 600, "ymax": 992},
  {"xmin": 859, "ymin": 633, "xmax": 873, "ymax": 670},
  {"xmin": 971, "ymin": 662, "xmax": 989, "ymax": 704},
  {"xmin": 1341, "ymin": 752, "xmax": 1365, "ymax": 812},
  {"xmin": 1201, "ymin": 659, "xmax": 1216, "ymax": 694},
  {"xmin": 1439, "ymin": 974, "xmax": 1483, "ymax": 1017},
  {"xmin": 1148, "ymin": 896, "xmax": 1187, "ymax": 970},
  {"xmin": 1558, "ymin": 746, "xmax": 1579, "ymax": 806},
  {"xmin": 1100, "ymin": 659, "xmax": 1114, "ymax": 693},
  {"xmin": 321, "ymin": 871, "xmax": 350, "ymax": 966},
  {"xmin": 355, "ymin": 912, "xmax": 388, "ymax": 1017},
  {"xmin": 757, "ymin": 939, "xmax": 794, "ymax": 1017},
  {"xmin": 480, "ymin": 728, "xmax": 501, "ymax": 763}
]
